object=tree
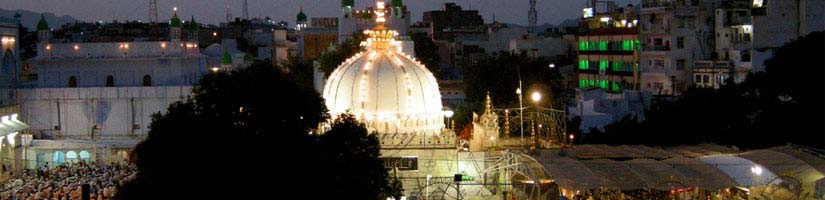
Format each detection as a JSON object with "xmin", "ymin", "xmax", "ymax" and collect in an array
[
  {"xmin": 580, "ymin": 32, "xmax": 825, "ymax": 149},
  {"xmin": 118, "ymin": 61, "xmax": 396, "ymax": 199},
  {"xmin": 318, "ymin": 32, "xmax": 365, "ymax": 77},
  {"xmin": 410, "ymin": 32, "xmax": 441, "ymax": 78},
  {"xmin": 459, "ymin": 52, "xmax": 565, "ymax": 128},
  {"xmin": 317, "ymin": 113, "xmax": 396, "ymax": 200}
]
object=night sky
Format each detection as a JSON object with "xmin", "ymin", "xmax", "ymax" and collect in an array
[{"xmin": 0, "ymin": 0, "xmax": 637, "ymax": 26}]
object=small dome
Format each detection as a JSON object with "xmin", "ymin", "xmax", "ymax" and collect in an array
[
  {"xmin": 221, "ymin": 49, "xmax": 232, "ymax": 64},
  {"xmin": 37, "ymin": 14, "xmax": 49, "ymax": 31},
  {"xmin": 170, "ymin": 12, "xmax": 182, "ymax": 28},
  {"xmin": 296, "ymin": 9, "xmax": 307, "ymax": 23},
  {"xmin": 341, "ymin": 0, "xmax": 355, "ymax": 8},
  {"xmin": 391, "ymin": 0, "xmax": 403, "ymax": 7}
]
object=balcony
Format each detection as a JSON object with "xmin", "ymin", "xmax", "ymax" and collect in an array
[
  {"xmin": 724, "ymin": 16, "xmax": 751, "ymax": 26},
  {"xmin": 643, "ymin": 45, "xmax": 671, "ymax": 51},
  {"xmin": 642, "ymin": 24, "xmax": 669, "ymax": 33},
  {"xmin": 642, "ymin": 0, "xmax": 672, "ymax": 8}
]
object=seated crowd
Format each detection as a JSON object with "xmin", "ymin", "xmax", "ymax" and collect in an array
[{"xmin": 0, "ymin": 161, "xmax": 136, "ymax": 200}]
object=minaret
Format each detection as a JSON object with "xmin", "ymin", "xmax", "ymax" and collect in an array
[
  {"xmin": 185, "ymin": 16, "xmax": 198, "ymax": 42},
  {"xmin": 341, "ymin": 0, "xmax": 354, "ymax": 17},
  {"xmin": 338, "ymin": 0, "xmax": 357, "ymax": 42},
  {"xmin": 169, "ymin": 7, "xmax": 182, "ymax": 42},
  {"xmin": 36, "ymin": 14, "xmax": 51, "ymax": 44},
  {"xmin": 390, "ymin": 0, "xmax": 403, "ymax": 18},
  {"xmin": 296, "ymin": 7, "xmax": 307, "ymax": 31}
]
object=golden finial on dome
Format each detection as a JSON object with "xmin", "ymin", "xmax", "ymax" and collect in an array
[{"xmin": 362, "ymin": 0, "xmax": 398, "ymax": 50}]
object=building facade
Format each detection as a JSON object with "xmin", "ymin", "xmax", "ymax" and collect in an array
[
  {"xmin": 18, "ymin": 13, "xmax": 208, "ymax": 168},
  {"xmin": 577, "ymin": 3, "xmax": 641, "ymax": 93},
  {"xmin": 639, "ymin": 0, "xmax": 715, "ymax": 96}
]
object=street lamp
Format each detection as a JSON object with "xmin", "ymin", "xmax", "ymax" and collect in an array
[
  {"xmin": 443, "ymin": 110, "xmax": 454, "ymax": 130},
  {"xmin": 548, "ymin": 63, "xmax": 555, "ymax": 69},
  {"xmin": 530, "ymin": 91, "xmax": 541, "ymax": 149}
]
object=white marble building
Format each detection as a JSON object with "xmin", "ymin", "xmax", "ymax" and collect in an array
[{"xmin": 16, "ymin": 14, "xmax": 209, "ymax": 168}]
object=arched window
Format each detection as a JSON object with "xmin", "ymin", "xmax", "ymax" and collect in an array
[
  {"xmin": 142, "ymin": 75, "xmax": 152, "ymax": 86},
  {"xmin": 66, "ymin": 151, "xmax": 78, "ymax": 162},
  {"xmin": 79, "ymin": 151, "xmax": 91, "ymax": 161},
  {"xmin": 68, "ymin": 76, "xmax": 77, "ymax": 87},
  {"xmin": 105, "ymin": 75, "xmax": 114, "ymax": 87}
]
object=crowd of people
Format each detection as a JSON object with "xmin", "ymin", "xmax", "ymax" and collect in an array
[{"xmin": 0, "ymin": 161, "xmax": 136, "ymax": 200}]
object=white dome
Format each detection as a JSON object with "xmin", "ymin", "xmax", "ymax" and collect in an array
[{"xmin": 323, "ymin": 48, "xmax": 444, "ymax": 135}]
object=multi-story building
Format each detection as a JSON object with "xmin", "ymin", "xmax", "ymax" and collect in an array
[
  {"xmin": 751, "ymin": 0, "xmax": 824, "ymax": 71},
  {"xmin": 338, "ymin": 0, "xmax": 410, "ymax": 42},
  {"xmin": 18, "ymin": 12, "xmax": 210, "ymax": 169},
  {"xmin": 639, "ymin": 0, "xmax": 715, "ymax": 96},
  {"xmin": 299, "ymin": 17, "xmax": 339, "ymax": 61},
  {"xmin": 693, "ymin": 0, "xmax": 752, "ymax": 88},
  {"xmin": 577, "ymin": 2, "xmax": 641, "ymax": 93},
  {"xmin": 422, "ymin": 3, "xmax": 485, "ymax": 41}
]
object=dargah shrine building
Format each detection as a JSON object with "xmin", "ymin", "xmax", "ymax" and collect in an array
[
  {"xmin": 319, "ymin": 1, "xmax": 825, "ymax": 200},
  {"xmin": 321, "ymin": 0, "xmax": 465, "ymax": 198}
]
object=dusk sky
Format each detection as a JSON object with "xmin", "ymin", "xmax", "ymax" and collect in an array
[{"xmin": 0, "ymin": 0, "xmax": 636, "ymax": 26}]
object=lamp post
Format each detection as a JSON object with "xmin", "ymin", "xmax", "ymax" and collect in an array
[
  {"xmin": 530, "ymin": 91, "xmax": 541, "ymax": 149},
  {"xmin": 516, "ymin": 64, "xmax": 524, "ymax": 149},
  {"xmin": 443, "ymin": 110, "xmax": 454, "ymax": 130}
]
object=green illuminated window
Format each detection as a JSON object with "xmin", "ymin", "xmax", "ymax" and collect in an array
[
  {"xmin": 598, "ymin": 41, "xmax": 608, "ymax": 51},
  {"xmin": 579, "ymin": 60, "xmax": 589, "ymax": 70},
  {"xmin": 612, "ymin": 82, "xmax": 622, "ymax": 93},
  {"xmin": 599, "ymin": 61, "xmax": 608, "ymax": 72},
  {"xmin": 611, "ymin": 61, "xmax": 622, "ymax": 71}
]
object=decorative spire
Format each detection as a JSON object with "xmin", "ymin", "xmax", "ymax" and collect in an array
[
  {"xmin": 186, "ymin": 16, "xmax": 198, "ymax": 30},
  {"xmin": 341, "ymin": 0, "xmax": 354, "ymax": 8},
  {"xmin": 362, "ymin": 0, "xmax": 398, "ymax": 50},
  {"xmin": 170, "ymin": 7, "xmax": 182, "ymax": 28},
  {"xmin": 391, "ymin": 0, "xmax": 403, "ymax": 7},
  {"xmin": 37, "ymin": 14, "xmax": 49, "ymax": 31},
  {"xmin": 297, "ymin": 7, "xmax": 307, "ymax": 23},
  {"xmin": 484, "ymin": 91, "xmax": 493, "ymax": 115},
  {"xmin": 221, "ymin": 48, "xmax": 232, "ymax": 64}
]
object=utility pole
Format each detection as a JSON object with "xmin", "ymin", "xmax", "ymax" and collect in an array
[
  {"xmin": 149, "ymin": 0, "xmax": 158, "ymax": 40},
  {"xmin": 243, "ymin": 0, "xmax": 249, "ymax": 19},
  {"xmin": 528, "ymin": 0, "xmax": 537, "ymax": 33},
  {"xmin": 225, "ymin": 0, "xmax": 232, "ymax": 23}
]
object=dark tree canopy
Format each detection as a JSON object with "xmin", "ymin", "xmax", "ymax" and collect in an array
[
  {"xmin": 318, "ymin": 113, "xmax": 398, "ymax": 200},
  {"xmin": 318, "ymin": 32, "xmax": 365, "ymax": 77},
  {"xmin": 118, "ymin": 61, "xmax": 397, "ymax": 199},
  {"xmin": 410, "ymin": 31, "xmax": 441, "ymax": 78},
  {"xmin": 582, "ymin": 31, "xmax": 825, "ymax": 149},
  {"xmin": 459, "ymin": 52, "xmax": 566, "ymax": 127}
]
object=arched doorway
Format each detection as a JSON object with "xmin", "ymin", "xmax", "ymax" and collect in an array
[
  {"xmin": 53, "ymin": 151, "xmax": 65, "ymax": 166},
  {"xmin": 66, "ymin": 151, "xmax": 78, "ymax": 163},
  {"xmin": 79, "ymin": 151, "xmax": 91, "ymax": 161}
]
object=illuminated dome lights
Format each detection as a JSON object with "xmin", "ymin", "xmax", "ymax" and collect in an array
[{"xmin": 323, "ymin": 0, "xmax": 443, "ymax": 135}]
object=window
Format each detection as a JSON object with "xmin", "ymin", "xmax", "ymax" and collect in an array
[
  {"xmin": 143, "ymin": 75, "xmax": 152, "ymax": 86},
  {"xmin": 654, "ymin": 59, "xmax": 665, "ymax": 69},
  {"xmin": 654, "ymin": 38, "xmax": 663, "ymax": 46},
  {"xmin": 677, "ymin": 37, "xmax": 685, "ymax": 49},
  {"xmin": 578, "ymin": 60, "xmax": 589, "ymax": 70},
  {"xmin": 694, "ymin": 75, "xmax": 702, "ymax": 83},
  {"xmin": 676, "ymin": 59, "xmax": 686, "ymax": 71},
  {"xmin": 68, "ymin": 76, "xmax": 77, "ymax": 88},
  {"xmin": 105, "ymin": 75, "xmax": 114, "ymax": 87}
]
